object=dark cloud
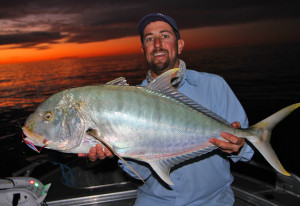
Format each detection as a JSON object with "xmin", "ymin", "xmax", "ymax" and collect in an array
[
  {"xmin": 0, "ymin": 32, "xmax": 65, "ymax": 48},
  {"xmin": 131, "ymin": 0, "xmax": 300, "ymax": 29},
  {"xmin": 0, "ymin": 0, "xmax": 299, "ymax": 48},
  {"xmin": 0, "ymin": 1, "xmax": 31, "ymax": 19}
]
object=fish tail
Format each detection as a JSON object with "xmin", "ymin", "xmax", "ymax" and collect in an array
[{"xmin": 247, "ymin": 103, "xmax": 300, "ymax": 176}]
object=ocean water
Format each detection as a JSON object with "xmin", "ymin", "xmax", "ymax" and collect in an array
[{"xmin": 0, "ymin": 43, "xmax": 299, "ymax": 177}]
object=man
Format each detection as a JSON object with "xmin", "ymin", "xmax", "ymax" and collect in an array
[{"xmin": 79, "ymin": 13, "xmax": 254, "ymax": 205}]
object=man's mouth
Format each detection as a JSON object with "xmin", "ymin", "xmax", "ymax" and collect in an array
[{"xmin": 153, "ymin": 52, "xmax": 166, "ymax": 57}]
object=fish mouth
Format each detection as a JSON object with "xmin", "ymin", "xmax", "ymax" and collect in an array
[{"xmin": 22, "ymin": 126, "xmax": 46, "ymax": 146}]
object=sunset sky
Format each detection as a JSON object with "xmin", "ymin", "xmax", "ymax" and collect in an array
[{"xmin": 1, "ymin": 0, "xmax": 300, "ymax": 64}]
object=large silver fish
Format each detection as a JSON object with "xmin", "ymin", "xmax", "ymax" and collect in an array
[{"xmin": 22, "ymin": 68, "xmax": 299, "ymax": 185}]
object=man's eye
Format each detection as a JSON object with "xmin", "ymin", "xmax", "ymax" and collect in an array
[
  {"xmin": 145, "ymin": 37, "xmax": 153, "ymax": 42},
  {"xmin": 162, "ymin": 34, "xmax": 169, "ymax": 38}
]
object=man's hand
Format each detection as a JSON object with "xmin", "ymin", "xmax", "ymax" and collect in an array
[
  {"xmin": 209, "ymin": 121, "xmax": 245, "ymax": 154},
  {"xmin": 78, "ymin": 144, "xmax": 114, "ymax": 161}
]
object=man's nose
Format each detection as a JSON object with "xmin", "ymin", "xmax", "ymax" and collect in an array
[{"xmin": 154, "ymin": 37, "xmax": 162, "ymax": 48}]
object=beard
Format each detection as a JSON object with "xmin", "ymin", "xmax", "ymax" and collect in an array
[
  {"xmin": 145, "ymin": 49, "xmax": 177, "ymax": 76},
  {"xmin": 147, "ymin": 58, "xmax": 170, "ymax": 75}
]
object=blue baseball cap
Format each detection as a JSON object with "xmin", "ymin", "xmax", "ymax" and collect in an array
[{"xmin": 138, "ymin": 13, "xmax": 180, "ymax": 43}]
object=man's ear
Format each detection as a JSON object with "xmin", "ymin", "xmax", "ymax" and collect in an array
[
  {"xmin": 177, "ymin": 39, "xmax": 184, "ymax": 55},
  {"xmin": 141, "ymin": 45, "xmax": 144, "ymax": 54}
]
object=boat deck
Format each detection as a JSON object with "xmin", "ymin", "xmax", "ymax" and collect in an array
[{"xmin": 37, "ymin": 158, "xmax": 300, "ymax": 206}]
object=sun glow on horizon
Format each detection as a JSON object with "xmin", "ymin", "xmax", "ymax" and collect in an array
[
  {"xmin": 1, "ymin": 19, "xmax": 299, "ymax": 65},
  {"xmin": 0, "ymin": 36, "xmax": 141, "ymax": 65}
]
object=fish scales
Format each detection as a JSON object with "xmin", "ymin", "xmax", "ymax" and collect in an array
[{"xmin": 73, "ymin": 84, "xmax": 224, "ymax": 158}]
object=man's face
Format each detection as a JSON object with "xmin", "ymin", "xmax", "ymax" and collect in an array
[{"xmin": 141, "ymin": 21, "xmax": 184, "ymax": 76}]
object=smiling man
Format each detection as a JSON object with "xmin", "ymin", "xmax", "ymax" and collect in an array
[
  {"xmin": 81, "ymin": 13, "xmax": 254, "ymax": 206},
  {"xmin": 141, "ymin": 20, "xmax": 184, "ymax": 77}
]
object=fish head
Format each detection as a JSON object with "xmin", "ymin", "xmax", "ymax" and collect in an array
[{"xmin": 22, "ymin": 91, "xmax": 85, "ymax": 152}]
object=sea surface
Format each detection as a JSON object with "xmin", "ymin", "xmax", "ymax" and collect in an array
[{"xmin": 0, "ymin": 43, "xmax": 299, "ymax": 178}]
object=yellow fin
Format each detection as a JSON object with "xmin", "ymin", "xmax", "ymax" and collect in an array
[
  {"xmin": 249, "ymin": 103, "xmax": 300, "ymax": 176},
  {"xmin": 145, "ymin": 68, "xmax": 180, "ymax": 90}
]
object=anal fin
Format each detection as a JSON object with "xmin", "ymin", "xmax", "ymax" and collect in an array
[
  {"xmin": 148, "ymin": 160, "xmax": 174, "ymax": 185},
  {"xmin": 146, "ymin": 145, "xmax": 217, "ymax": 186}
]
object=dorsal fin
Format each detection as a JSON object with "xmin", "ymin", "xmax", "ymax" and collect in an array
[
  {"xmin": 145, "ymin": 68, "xmax": 179, "ymax": 91},
  {"xmin": 86, "ymin": 129, "xmax": 145, "ymax": 183},
  {"xmin": 106, "ymin": 77, "xmax": 129, "ymax": 86},
  {"xmin": 145, "ymin": 68, "xmax": 231, "ymax": 126}
]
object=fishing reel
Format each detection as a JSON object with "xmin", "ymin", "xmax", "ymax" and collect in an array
[{"xmin": 0, "ymin": 177, "xmax": 51, "ymax": 206}]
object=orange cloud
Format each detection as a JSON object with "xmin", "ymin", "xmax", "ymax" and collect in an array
[{"xmin": 0, "ymin": 36, "xmax": 141, "ymax": 64}]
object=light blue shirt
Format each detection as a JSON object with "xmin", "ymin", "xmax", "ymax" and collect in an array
[{"xmin": 119, "ymin": 67, "xmax": 254, "ymax": 206}]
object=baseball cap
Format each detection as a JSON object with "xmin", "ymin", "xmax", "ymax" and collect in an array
[{"xmin": 137, "ymin": 13, "xmax": 180, "ymax": 43}]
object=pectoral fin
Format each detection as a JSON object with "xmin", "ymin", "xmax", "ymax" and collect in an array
[{"xmin": 86, "ymin": 129, "xmax": 145, "ymax": 183}]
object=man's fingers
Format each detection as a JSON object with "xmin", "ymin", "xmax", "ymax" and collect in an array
[
  {"xmin": 96, "ymin": 144, "xmax": 114, "ymax": 159},
  {"xmin": 220, "ymin": 132, "xmax": 243, "ymax": 145},
  {"xmin": 88, "ymin": 147, "xmax": 97, "ymax": 161},
  {"xmin": 208, "ymin": 121, "xmax": 245, "ymax": 154},
  {"xmin": 104, "ymin": 147, "xmax": 114, "ymax": 158},
  {"xmin": 96, "ymin": 144, "xmax": 106, "ymax": 159},
  {"xmin": 78, "ymin": 144, "xmax": 114, "ymax": 161},
  {"xmin": 210, "ymin": 134, "xmax": 245, "ymax": 154},
  {"xmin": 231, "ymin": 121, "xmax": 241, "ymax": 129},
  {"xmin": 78, "ymin": 153, "xmax": 87, "ymax": 157},
  {"xmin": 210, "ymin": 138, "xmax": 239, "ymax": 153}
]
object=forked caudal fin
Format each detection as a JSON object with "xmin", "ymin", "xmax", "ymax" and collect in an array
[{"xmin": 248, "ymin": 103, "xmax": 300, "ymax": 176}]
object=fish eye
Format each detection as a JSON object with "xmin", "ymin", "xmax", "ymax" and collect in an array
[{"xmin": 44, "ymin": 112, "xmax": 53, "ymax": 120}]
